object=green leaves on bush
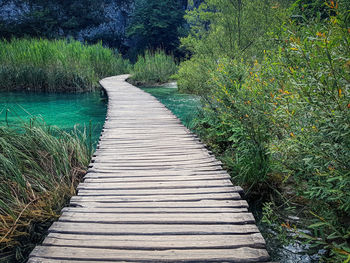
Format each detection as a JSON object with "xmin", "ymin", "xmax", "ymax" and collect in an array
[{"xmin": 178, "ymin": 0, "xmax": 350, "ymax": 260}]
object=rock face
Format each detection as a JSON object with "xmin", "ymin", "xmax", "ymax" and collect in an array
[
  {"xmin": 0, "ymin": 0, "xmax": 134, "ymax": 49},
  {"xmin": 0, "ymin": 0, "xmax": 29, "ymax": 22},
  {"xmin": 0, "ymin": 0, "xmax": 201, "ymax": 53},
  {"xmin": 76, "ymin": 0, "xmax": 134, "ymax": 51}
]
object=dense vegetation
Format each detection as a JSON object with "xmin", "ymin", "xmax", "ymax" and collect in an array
[
  {"xmin": 0, "ymin": 0, "xmax": 187, "ymax": 59},
  {"xmin": 0, "ymin": 121, "xmax": 90, "ymax": 262},
  {"xmin": 129, "ymin": 50, "xmax": 177, "ymax": 86},
  {"xmin": 177, "ymin": 0, "xmax": 350, "ymax": 261},
  {"xmin": 0, "ymin": 38, "xmax": 130, "ymax": 92},
  {"xmin": 127, "ymin": 0, "xmax": 186, "ymax": 59}
]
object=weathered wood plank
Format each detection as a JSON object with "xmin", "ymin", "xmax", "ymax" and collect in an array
[
  {"xmin": 90, "ymin": 159, "xmax": 221, "ymax": 165},
  {"xmin": 62, "ymin": 207, "xmax": 248, "ymax": 213},
  {"xmin": 83, "ymin": 175, "xmax": 232, "ymax": 183},
  {"xmin": 76, "ymin": 188, "xmax": 239, "ymax": 197},
  {"xmin": 48, "ymin": 222, "xmax": 261, "ymax": 235},
  {"xmin": 28, "ymin": 259, "xmax": 134, "ymax": 263},
  {"xmin": 89, "ymin": 162, "xmax": 223, "ymax": 170},
  {"xmin": 30, "ymin": 246, "xmax": 270, "ymax": 262},
  {"xmin": 72, "ymin": 192, "xmax": 242, "ymax": 202},
  {"xmin": 86, "ymin": 170, "xmax": 226, "ymax": 176},
  {"xmin": 77, "ymin": 180, "xmax": 233, "ymax": 190},
  {"xmin": 43, "ymin": 233, "xmax": 266, "ymax": 249},
  {"xmin": 59, "ymin": 212, "xmax": 255, "ymax": 224},
  {"xmin": 69, "ymin": 200, "xmax": 249, "ymax": 208}
]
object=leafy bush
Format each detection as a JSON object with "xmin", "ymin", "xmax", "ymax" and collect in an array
[
  {"xmin": 194, "ymin": 59, "xmax": 277, "ymax": 186},
  {"xmin": 129, "ymin": 50, "xmax": 177, "ymax": 85},
  {"xmin": 268, "ymin": 10, "xmax": 350, "ymax": 260},
  {"xmin": 176, "ymin": 57, "xmax": 216, "ymax": 94},
  {"xmin": 0, "ymin": 38, "xmax": 131, "ymax": 92},
  {"xmin": 0, "ymin": 120, "xmax": 90, "ymax": 262},
  {"xmin": 190, "ymin": 5, "xmax": 350, "ymax": 260}
]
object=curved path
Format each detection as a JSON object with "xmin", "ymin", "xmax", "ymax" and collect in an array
[{"xmin": 29, "ymin": 75, "xmax": 270, "ymax": 262}]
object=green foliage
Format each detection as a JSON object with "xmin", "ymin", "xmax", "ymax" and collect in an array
[
  {"xmin": 0, "ymin": 120, "xmax": 90, "ymax": 261},
  {"xmin": 268, "ymin": 9, "xmax": 350, "ymax": 260},
  {"xmin": 290, "ymin": 0, "xmax": 350, "ymax": 21},
  {"xmin": 195, "ymin": 58, "xmax": 279, "ymax": 186},
  {"xmin": 175, "ymin": 57, "xmax": 216, "ymax": 95},
  {"xmin": 0, "ymin": 38, "xmax": 131, "ymax": 92},
  {"xmin": 130, "ymin": 50, "xmax": 177, "ymax": 85},
  {"xmin": 178, "ymin": 0, "xmax": 350, "ymax": 260},
  {"xmin": 177, "ymin": 0, "xmax": 289, "ymax": 94},
  {"xmin": 127, "ymin": 0, "xmax": 186, "ymax": 59}
]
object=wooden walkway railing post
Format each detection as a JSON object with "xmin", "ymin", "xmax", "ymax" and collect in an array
[{"xmin": 29, "ymin": 75, "xmax": 270, "ymax": 262}]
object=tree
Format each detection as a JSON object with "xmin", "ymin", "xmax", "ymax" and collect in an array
[
  {"xmin": 181, "ymin": 0, "xmax": 286, "ymax": 61},
  {"xmin": 176, "ymin": 0, "xmax": 290, "ymax": 94},
  {"xmin": 127, "ymin": 0, "xmax": 186, "ymax": 58}
]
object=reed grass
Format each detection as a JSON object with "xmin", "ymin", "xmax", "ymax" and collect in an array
[
  {"xmin": 0, "ymin": 38, "xmax": 131, "ymax": 92},
  {"xmin": 0, "ymin": 120, "xmax": 90, "ymax": 262},
  {"xmin": 130, "ymin": 50, "xmax": 177, "ymax": 85}
]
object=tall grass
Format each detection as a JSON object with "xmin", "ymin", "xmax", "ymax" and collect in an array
[
  {"xmin": 130, "ymin": 50, "xmax": 177, "ymax": 86},
  {"xmin": 0, "ymin": 38, "xmax": 131, "ymax": 92},
  {"xmin": 0, "ymin": 120, "xmax": 90, "ymax": 262}
]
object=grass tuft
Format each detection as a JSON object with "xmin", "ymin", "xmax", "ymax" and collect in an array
[
  {"xmin": 0, "ymin": 120, "xmax": 90, "ymax": 262},
  {"xmin": 129, "ymin": 50, "xmax": 177, "ymax": 86}
]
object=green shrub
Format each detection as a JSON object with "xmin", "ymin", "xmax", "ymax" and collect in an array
[
  {"xmin": 192, "ymin": 8, "xmax": 350, "ymax": 260},
  {"xmin": 0, "ymin": 120, "xmax": 90, "ymax": 261},
  {"xmin": 130, "ymin": 50, "xmax": 177, "ymax": 85},
  {"xmin": 176, "ymin": 57, "xmax": 216, "ymax": 95},
  {"xmin": 194, "ymin": 57, "xmax": 280, "ymax": 186},
  {"xmin": 0, "ymin": 38, "xmax": 131, "ymax": 92},
  {"xmin": 268, "ymin": 12, "xmax": 350, "ymax": 260}
]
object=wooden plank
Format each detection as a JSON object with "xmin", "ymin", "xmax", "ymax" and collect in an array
[
  {"xmin": 72, "ymin": 192, "xmax": 242, "ymax": 202},
  {"xmin": 91, "ymin": 155, "xmax": 214, "ymax": 162},
  {"xmin": 30, "ymin": 246, "xmax": 270, "ymax": 262},
  {"xmin": 87, "ymin": 167, "xmax": 224, "ymax": 173},
  {"xmin": 91, "ymin": 157, "xmax": 218, "ymax": 164},
  {"xmin": 93, "ymin": 150, "xmax": 209, "ymax": 156},
  {"xmin": 69, "ymin": 200, "xmax": 249, "ymax": 208},
  {"xmin": 83, "ymin": 175, "xmax": 231, "ymax": 183},
  {"xmin": 84, "ymin": 171, "xmax": 229, "ymax": 178},
  {"xmin": 43, "ymin": 233, "xmax": 266, "ymax": 249},
  {"xmin": 62, "ymin": 207, "xmax": 249, "ymax": 213},
  {"xmin": 29, "ymin": 259, "xmax": 134, "ymax": 263},
  {"xmin": 77, "ymin": 180, "xmax": 233, "ymax": 190},
  {"xmin": 84, "ymin": 172, "xmax": 229, "ymax": 179},
  {"xmin": 59, "ymin": 212, "xmax": 255, "ymax": 224},
  {"xmin": 48, "ymin": 222, "xmax": 261, "ymax": 235},
  {"xmin": 76, "ymin": 189, "xmax": 237, "ymax": 197},
  {"xmin": 89, "ymin": 162, "xmax": 222, "ymax": 169}
]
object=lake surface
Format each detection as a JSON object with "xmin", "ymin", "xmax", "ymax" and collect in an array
[
  {"xmin": 141, "ymin": 83, "xmax": 201, "ymax": 127},
  {"xmin": 0, "ymin": 91, "xmax": 108, "ymax": 142}
]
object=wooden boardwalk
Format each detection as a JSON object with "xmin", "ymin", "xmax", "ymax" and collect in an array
[{"xmin": 29, "ymin": 75, "xmax": 270, "ymax": 262}]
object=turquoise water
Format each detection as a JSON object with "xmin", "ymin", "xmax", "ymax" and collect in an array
[
  {"xmin": 141, "ymin": 83, "xmax": 201, "ymax": 127},
  {"xmin": 0, "ymin": 91, "xmax": 107, "ymax": 142},
  {"xmin": 0, "ymin": 83, "xmax": 199, "ymax": 145}
]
